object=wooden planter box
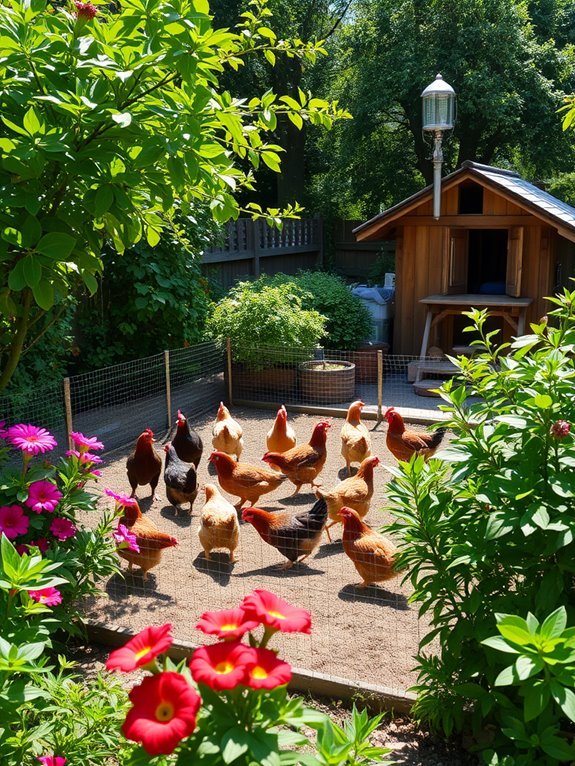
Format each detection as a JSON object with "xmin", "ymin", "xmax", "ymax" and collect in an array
[
  {"xmin": 298, "ymin": 360, "xmax": 356, "ymax": 405},
  {"xmin": 349, "ymin": 342, "xmax": 389, "ymax": 384},
  {"xmin": 230, "ymin": 364, "xmax": 298, "ymax": 402}
]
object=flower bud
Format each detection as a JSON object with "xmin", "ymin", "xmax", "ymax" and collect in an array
[{"xmin": 551, "ymin": 420, "xmax": 571, "ymax": 439}]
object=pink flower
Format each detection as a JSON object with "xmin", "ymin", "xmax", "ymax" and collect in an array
[
  {"xmin": 89, "ymin": 469, "xmax": 102, "ymax": 477},
  {"xmin": 0, "ymin": 505, "xmax": 30, "ymax": 540},
  {"xmin": 25, "ymin": 481, "xmax": 62, "ymax": 513},
  {"xmin": 15, "ymin": 543, "xmax": 29, "ymax": 555},
  {"xmin": 7, "ymin": 424, "xmax": 57, "ymax": 455},
  {"xmin": 113, "ymin": 523, "xmax": 140, "ymax": 552},
  {"xmin": 28, "ymin": 587, "xmax": 62, "ymax": 606},
  {"xmin": 82, "ymin": 452, "xmax": 102, "ymax": 464},
  {"xmin": 241, "ymin": 589, "xmax": 312, "ymax": 634},
  {"xmin": 73, "ymin": 1, "xmax": 98, "ymax": 20},
  {"xmin": 50, "ymin": 517, "xmax": 76, "ymax": 541},
  {"xmin": 37, "ymin": 757, "xmax": 66, "ymax": 766},
  {"xmin": 105, "ymin": 488, "xmax": 138, "ymax": 508},
  {"xmin": 29, "ymin": 538, "xmax": 49, "ymax": 553},
  {"xmin": 70, "ymin": 432, "xmax": 104, "ymax": 452}
]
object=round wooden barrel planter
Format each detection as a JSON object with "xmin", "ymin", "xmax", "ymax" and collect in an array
[
  {"xmin": 298, "ymin": 360, "xmax": 356, "ymax": 405},
  {"xmin": 350, "ymin": 342, "xmax": 390, "ymax": 384},
  {"xmin": 230, "ymin": 364, "xmax": 298, "ymax": 401}
]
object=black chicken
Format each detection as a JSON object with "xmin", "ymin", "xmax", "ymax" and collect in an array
[
  {"xmin": 163, "ymin": 443, "xmax": 198, "ymax": 515},
  {"xmin": 172, "ymin": 409, "xmax": 203, "ymax": 467}
]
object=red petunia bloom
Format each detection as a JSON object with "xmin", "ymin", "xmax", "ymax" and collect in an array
[
  {"xmin": 29, "ymin": 537, "xmax": 49, "ymax": 553},
  {"xmin": 122, "ymin": 672, "xmax": 200, "ymax": 756},
  {"xmin": 196, "ymin": 607, "xmax": 259, "ymax": 641},
  {"xmin": 28, "ymin": 587, "xmax": 62, "ymax": 606},
  {"xmin": 49, "ymin": 517, "xmax": 76, "ymax": 541},
  {"xmin": 189, "ymin": 641, "xmax": 255, "ymax": 690},
  {"xmin": 243, "ymin": 646, "xmax": 292, "ymax": 690},
  {"xmin": 241, "ymin": 589, "xmax": 312, "ymax": 634},
  {"xmin": 551, "ymin": 420, "xmax": 571, "ymax": 439},
  {"xmin": 106, "ymin": 624, "xmax": 173, "ymax": 672}
]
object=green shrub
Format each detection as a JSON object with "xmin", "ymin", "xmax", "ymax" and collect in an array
[
  {"xmin": 255, "ymin": 271, "xmax": 373, "ymax": 350},
  {"xmin": 206, "ymin": 280, "xmax": 326, "ymax": 368},
  {"xmin": 385, "ymin": 292, "xmax": 575, "ymax": 762}
]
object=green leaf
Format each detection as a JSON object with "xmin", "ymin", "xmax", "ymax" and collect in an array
[
  {"xmin": 523, "ymin": 683, "xmax": 550, "ymax": 722},
  {"xmin": 482, "ymin": 636, "xmax": 520, "ymax": 654},
  {"xmin": 553, "ymin": 685, "xmax": 575, "ymax": 723},
  {"xmin": 32, "ymin": 280, "xmax": 54, "ymax": 310},
  {"xmin": 221, "ymin": 727, "xmax": 249, "ymax": 763},
  {"xmin": 22, "ymin": 255, "xmax": 42, "ymax": 288},
  {"xmin": 36, "ymin": 232, "xmax": 76, "ymax": 260},
  {"xmin": 534, "ymin": 393, "xmax": 553, "ymax": 409},
  {"xmin": 23, "ymin": 107, "xmax": 43, "ymax": 136},
  {"xmin": 540, "ymin": 607, "xmax": 567, "ymax": 639},
  {"xmin": 111, "ymin": 112, "xmax": 132, "ymax": 128},
  {"xmin": 94, "ymin": 185, "xmax": 114, "ymax": 217},
  {"xmin": 515, "ymin": 654, "xmax": 544, "ymax": 680}
]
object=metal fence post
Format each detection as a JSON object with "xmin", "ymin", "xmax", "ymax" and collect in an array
[
  {"xmin": 164, "ymin": 350, "xmax": 172, "ymax": 430},
  {"xmin": 226, "ymin": 337, "xmax": 234, "ymax": 406},
  {"xmin": 377, "ymin": 350, "xmax": 383, "ymax": 423},
  {"xmin": 63, "ymin": 377, "xmax": 73, "ymax": 449}
]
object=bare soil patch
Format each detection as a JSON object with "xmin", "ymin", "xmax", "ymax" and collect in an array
[{"xmin": 85, "ymin": 407, "xmax": 448, "ymax": 695}]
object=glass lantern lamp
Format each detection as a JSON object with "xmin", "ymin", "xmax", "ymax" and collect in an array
[{"xmin": 421, "ymin": 74, "xmax": 456, "ymax": 219}]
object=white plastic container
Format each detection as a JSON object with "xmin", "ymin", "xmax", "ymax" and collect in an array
[{"xmin": 384, "ymin": 272, "xmax": 395, "ymax": 289}]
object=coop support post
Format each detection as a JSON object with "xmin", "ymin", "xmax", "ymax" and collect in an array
[
  {"xmin": 377, "ymin": 350, "xmax": 383, "ymax": 423},
  {"xmin": 63, "ymin": 377, "xmax": 73, "ymax": 449},
  {"xmin": 164, "ymin": 350, "xmax": 172, "ymax": 430},
  {"xmin": 226, "ymin": 337, "xmax": 234, "ymax": 406}
]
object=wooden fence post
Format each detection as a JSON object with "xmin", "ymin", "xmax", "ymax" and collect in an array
[
  {"xmin": 226, "ymin": 337, "xmax": 234, "ymax": 406},
  {"xmin": 377, "ymin": 350, "xmax": 383, "ymax": 423},
  {"xmin": 164, "ymin": 350, "xmax": 172, "ymax": 430},
  {"xmin": 63, "ymin": 377, "xmax": 73, "ymax": 449}
]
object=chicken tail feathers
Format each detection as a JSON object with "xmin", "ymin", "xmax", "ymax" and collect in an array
[
  {"xmin": 306, "ymin": 496, "xmax": 328, "ymax": 527},
  {"xmin": 428, "ymin": 427, "xmax": 447, "ymax": 450}
]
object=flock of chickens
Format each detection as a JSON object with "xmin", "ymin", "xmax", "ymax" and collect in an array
[{"xmin": 113, "ymin": 402, "xmax": 446, "ymax": 590}]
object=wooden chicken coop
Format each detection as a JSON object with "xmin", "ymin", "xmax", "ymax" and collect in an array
[{"xmin": 354, "ymin": 162, "xmax": 575, "ymax": 391}]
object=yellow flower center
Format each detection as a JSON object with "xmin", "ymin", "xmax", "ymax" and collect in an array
[
  {"xmin": 251, "ymin": 666, "xmax": 268, "ymax": 679},
  {"xmin": 220, "ymin": 623, "xmax": 238, "ymax": 631},
  {"xmin": 155, "ymin": 702, "xmax": 174, "ymax": 722},
  {"xmin": 268, "ymin": 610, "xmax": 285, "ymax": 619},
  {"xmin": 134, "ymin": 646, "xmax": 151, "ymax": 661},
  {"xmin": 214, "ymin": 661, "xmax": 234, "ymax": 675}
]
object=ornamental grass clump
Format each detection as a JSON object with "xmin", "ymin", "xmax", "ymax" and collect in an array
[
  {"xmin": 107, "ymin": 589, "xmax": 393, "ymax": 765},
  {"xmin": 385, "ymin": 287, "xmax": 575, "ymax": 763}
]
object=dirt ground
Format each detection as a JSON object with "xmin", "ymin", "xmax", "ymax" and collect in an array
[{"xmin": 85, "ymin": 406, "xmax": 448, "ymax": 695}]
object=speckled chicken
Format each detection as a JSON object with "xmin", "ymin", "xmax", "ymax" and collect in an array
[
  {"xmin": 198, "ymin": 483, "xmax": 240, "ymax": 563},
  {"xmin": 163, "ymin": 443, "xmax": 198, "ymax": 515},
  {"xmin": 340, "ymin": 400, "xmax": 371, "ymax": 476},
  {"xmin": 262, "ymin": 420, "xmax": 330, "ymax": 495},
  {"xmin": 212, "ymin": 402, "xmax": 244, "ymax": 460},
  {"xmin": 242, "ymin": 496, "xmax": 327, "ymax": 569},
  {"xmin": 118, "ymin": 499, "xmax": 178, "ymax": 581},
  {"xmin": 208, "ymin": 450, "xmax": 287, "ymax": 508},
  {"xmin": 126, "ymin": 428, "xmax": 162, "ymax": 502},
  {"xmin": 340, "ymin": 507, "xmax": 400, "ymax": 588},
  {"xmin": 317, "ymin": 455, "xmax": 380, "ymax": 541}
]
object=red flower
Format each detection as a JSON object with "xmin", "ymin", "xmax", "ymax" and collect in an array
[
  {"xmin": 241, "ymin": 589, "xmax": 311, "ymax": 634},
  {"xmin": 73, "ymin": 0, "xmax": 98, "ymax": 19},
  {"xmin": 196, "ymin": 607, "xmax": 259, "ymax": 641},
  {"xmin": 551, "ymin": 420, "xmax": 571, "ymax": 439},
  {"xmin": 122, "ymin": 672, "xmax": 200, "ymax": 756},
  {"xmin": 189, "ymin": 641, "xmax": 255, "ymax": 690},
  {"xmin": 28, "ymin": 587, "xmax": 62, "ymax": 606},
  {"xmin": 244, "ymin": 647, "xmax": 292, "ymax": 690},
  {"xmin": 106, "ymin": 624, "xmax": 173, "ymax": 672}
]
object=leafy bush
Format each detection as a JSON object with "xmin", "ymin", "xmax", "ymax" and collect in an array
[
  {"xmin": 254, "ymin": 271, "xmax": 373, "ymax": 349},
  {"xmin": 206, "ymin": 281, "xmax": 326, "ymax": 368},
  {"xmin": 386, "ymin": 292, "xmax": 575, "ymax": 762}
]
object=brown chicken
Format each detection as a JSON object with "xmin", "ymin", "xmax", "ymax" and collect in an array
[
  {"xmin": 118, "ymin": 500, "xmax": 178, "ymax": 581},
  {"xmin": 340, "ymin": 507, "xmax": 400, "ymax": 588},
  {"xmin": 126, "ymin": 429, "xmax": 162, "ymax": 502},
  {"xmin": 198, "ymin": 483, "xmax": 240, "ymax": 563},
  {"xmin": 266, "ymin": 405, "xmax": 297, "ymax": 454},
  {"xmin": 340, "ymin": 400, "xmax": 371, "ymax": 476},
  {"xmin": 242, "ymin": 496, "xmax": 327, "ymax": 569},
  {"xmin": 163, "ymin": 443, "xmax": 198, "ymax": 515},
  {"xmin": 317, "ymin": 455, "xmax": 380, "ymax": 541},
  {"xmin": 172, "ymin": 410, "xmax": 203, "ymax": 467},
  {"xmin": 208, "ymin": 450, "xmax": 287, "ymax": 508},
  {"xmin": 211, "ymin": 402, "xmax": 244, "ymax": 460},
  {"xmin": 261, "ymin": 420, "xmax": 331, "ymax": 495},
  {"xmin": 384, "ymin": 407, "xmax": 446, "ymax": 463}
]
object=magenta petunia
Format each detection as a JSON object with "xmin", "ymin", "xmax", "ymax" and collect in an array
[
  {"xmin": 7, "ymin": 424, "xmax": 57, "ymax": 455},
  {"xmin": 89, "ymin": 469, "xmax": 102, "ymax": 477},
  {"xmin": 29, "ymin": 537, "xmax": 50, "ymax": 553},
  {"xmin": 37, "ymin": 757, "xmax": 66, "ymax": 766},
  {"xmin": 70, "ymin": 432, "xmax": 104, "ymax": 452},
  {"xmin": 113, "ymin": 523, "xmax": 140, "ymax": 552},
  {"xmin": 28, "ymin": 587, "xmax": 62, "ymax": 606},
  {"xmin": 105, "ymin": 488, "xmax": 138, "ymax": 508},
  {"xmin": 0, "ymin": 505, "xmax": 30, "ymax": 540},
  {"xmin": 25, "ymin": 481, "xmax": 62, "ymax": 513},
  {"xmin": 81, "ymin": 452, "xmax": 103, "ymax": 464},
  {"xmin": 50, "ymin": 517, "xmax": 76, "ymax": 541},
  {"xmin": 15, "ymin": 543, "xmax": 29, "ymax": 555}
]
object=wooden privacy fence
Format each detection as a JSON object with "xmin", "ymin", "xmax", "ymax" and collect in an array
[
  {"xmin": 331, "ymin": 219, "xmax": 395, "ymax": 279},
  {"xmin": 201, "ymin": 218, "xmax": 322, "ymax": 288}
]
